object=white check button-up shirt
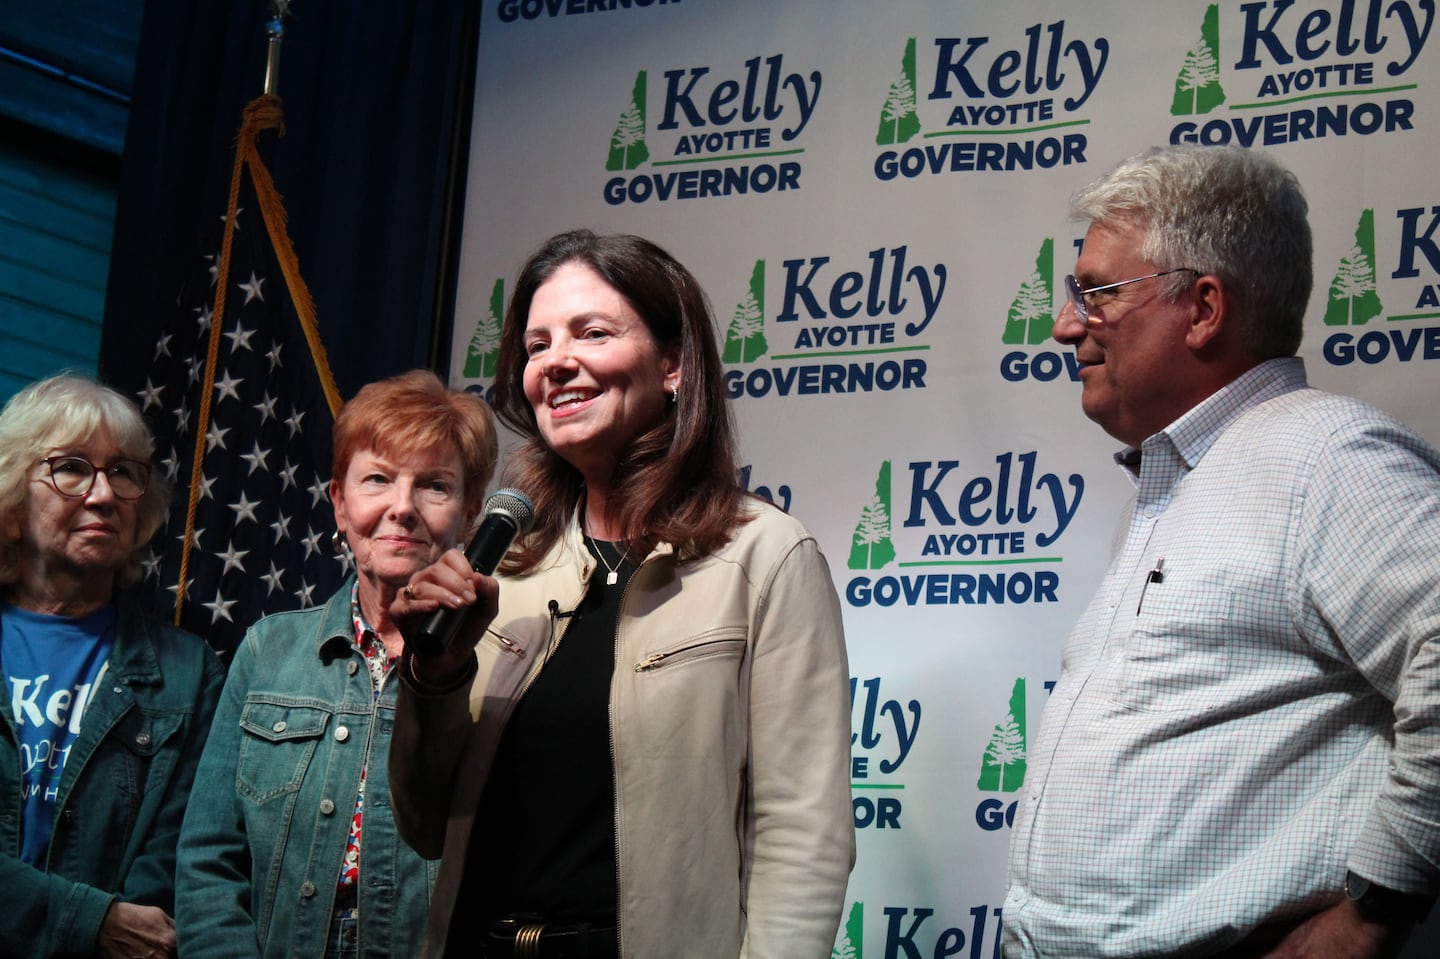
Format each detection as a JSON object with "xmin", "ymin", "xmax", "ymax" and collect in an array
[{"xmin": 1004, "ymin": 358, "xmax": 1440, "ymax": 957}]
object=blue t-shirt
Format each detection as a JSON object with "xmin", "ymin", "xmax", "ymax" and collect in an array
[{"xmin": 0, "ymin": 602, "xmax": 115, "ymax": 865}]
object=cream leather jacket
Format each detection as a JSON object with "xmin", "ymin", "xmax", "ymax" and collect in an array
[{"xmin": 392, "ymin": 499, "xmax": 854, "ymax": 959}]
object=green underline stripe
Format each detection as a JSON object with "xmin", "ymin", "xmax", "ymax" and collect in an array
[
  {"xmin": 1230, "ymin": 83, "xmax": 1416, "ymax": 110},
  {"xmin": 852, "ymin": 783, "xmax": 905, "ymax": 790},
  {"xmin": 769, "ymin": 345, "xmax": 931, "ymax": 361},
  {"xmin": 1388, "ymin": 311, "xmax": 1440, "ymax": 322},
  {"xmin": 900, "ymin": 557, "xmax": 1063, "ymax": 567},
  {"xmin": 652, "ymin": 148, "xmax": 805, "ymax": 167},
  {"xmin": 924, "ymin": 118, "xmax": 1090, "ymax": 138}
]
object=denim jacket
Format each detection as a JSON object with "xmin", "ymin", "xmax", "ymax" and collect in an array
[
  {"xmin": 1, "ymin": 594, "xmax": 224, "ymax": 959},
  {"xmin": 176, "ymin": 578, "xmax": 437, "ymax": 959}
]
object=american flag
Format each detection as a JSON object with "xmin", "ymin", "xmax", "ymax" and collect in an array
[{"xmin": 133, "ymin": 103, "xmax": 347, "ymax": 656}]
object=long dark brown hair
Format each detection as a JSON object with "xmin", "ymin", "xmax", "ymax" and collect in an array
[{"xmin": 493, "ymin": 230, "xmax": 748, "ymax": 572}]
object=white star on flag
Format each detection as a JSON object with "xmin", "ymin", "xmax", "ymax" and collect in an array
[
  {"xmin": 302, "ymin": 526, "xmax": 326, "ymax": 560},
  {"xmin": 224, "ymin": 323, "xmax": 257, "ymax": 354},
  {"xmin": 202, "ymin": 592, "xmax": 239, "ymax": 624},
  {"xmin": 260, "ymin": 562, "xmax": 286, "ymax": 597},
  {"xmin": 254, "ymin": 391, "xmax": 278, "ymax": 423},
  {"xmin": 205, "ymin": 422, "xmax": 230, "ymax": 453},
  {"xmin": 213, "ymin": 370, "xmax": 244, "ymax": 403},
  {"xmin": 138, "ymin": 379, "xmax": 165, "ymax": 411},
  {"xmin": 229, "ymin": 492, "xmax": 262, "ymax": 526},
  {"xmin": 239, "ymin": 441, "xmax": 271, "ymax": 476},
  {"xmin": 238, "ymin": 270, "xmax": 265, "ymax": 305},
  {"xmin": 215, "ymin": 543, "xmax": 250, "ymax": 575}
]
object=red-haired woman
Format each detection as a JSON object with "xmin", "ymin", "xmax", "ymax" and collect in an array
[{"xmin": 177, "ymin": 370, "xmax": 497, "ymax": 959}]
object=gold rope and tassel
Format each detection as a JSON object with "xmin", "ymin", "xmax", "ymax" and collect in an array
[{"xmin": 172, "ymin": 94, "xmax": 342, "ymax": 623}]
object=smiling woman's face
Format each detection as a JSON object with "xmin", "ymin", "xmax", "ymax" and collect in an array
[
  {"xmin": 520, "ymin": 261, "xmax": 679, "ymax": 489},
  {"xmin": 329, "ymin": 446, "xmax": 468, "ymax": 594}
]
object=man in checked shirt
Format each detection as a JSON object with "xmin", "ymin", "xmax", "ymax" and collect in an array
[{"xmin": 1003, "ymin": 144, "xmax": 1439, "ymax": 958}]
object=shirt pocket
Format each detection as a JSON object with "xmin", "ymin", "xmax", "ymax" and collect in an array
[
  {"xmin": 235, "ymin": 698, "xmax": 331, "ymax": 803},
  {"xmin": 628, "ymin": 627, "xmax": 749, "ymax": 760},
  {"xmin": 632, "ymin": 628, "xmax": 749, "ymax": 673},
  {"xmin": 88, "ymin": 709, "xmax": 186, "ymax": 866},
  {"xmin": 107, "ymin": 707, "xmax": 187, "ymax": 794},
  {"xmin": 1112, "ymin": 566, "xmax": 1236, "ymax": 714}
]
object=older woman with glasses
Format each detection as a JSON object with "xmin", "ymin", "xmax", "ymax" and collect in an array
[{"xmin": 0, "ymin": 373, "xmax": 224, "ymax": 959}]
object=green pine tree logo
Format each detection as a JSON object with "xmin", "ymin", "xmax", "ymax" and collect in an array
[
  {"xmin": 606, "ymin": 71, "xmax": 650, "ymax": 171},
  {"xmin": 877, "ymin": 38, "xmax": 921, "ymax": 146},
  {"xmin": 1003, "ymin": 239, "xmax": 1055, "ymax": 345},
  {"xmin": 977, "ymin": 678, "xmax": 1027, "ymax": 792},
  {"xmin": 849, "ymin": 461, "xmax": 897, "ymax": 571},
  {"xmin": 1171, "ymin": 4, "xmax": 1226, "ymax": 115},
  {"xmin": 1324, "ymin": 209, "xmax": 1384, "ymax": 326},
  {"xmin": 463, "ymin": 278, "xmax": 504, "ymax": 378},
  {"xmin": 723, "ymin": 260, "xmax": 769, "ymax": 363},
  {"xmin": 832, "ymin": 901, "xmax": 863, "ymax": 959}
]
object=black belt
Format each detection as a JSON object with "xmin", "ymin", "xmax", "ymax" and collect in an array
[{"xmin": 482, "ymin": 919, "xmax": 618, "ymax": 959}]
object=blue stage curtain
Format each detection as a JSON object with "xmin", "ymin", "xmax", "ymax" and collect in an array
[{"xmin": 100, "ymin": 0, "xmax": 481, "ymax": 401}]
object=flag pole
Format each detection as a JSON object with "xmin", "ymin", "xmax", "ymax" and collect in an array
[
  {"xmin": 263, "ymin": 2, "xmax": 290, "ymax": 96},
  {"xmin": 171, "ymin": 0, "xmax": 343, "ymax": 624}
]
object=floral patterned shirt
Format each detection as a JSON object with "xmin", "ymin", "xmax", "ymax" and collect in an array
[{"xmin": 334, "ymin": 582, "xmax": 397, "ymax": 912}]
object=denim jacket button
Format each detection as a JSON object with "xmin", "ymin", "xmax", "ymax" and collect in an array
[
  {"xmin": 348, "ymin": 660, "xmax": 359, "ymax": 675},
  {"xmin": 301, "ymin": 881, "xmax": 316, "ymax": 897},
  {"xmin": 334, "ymin": 725, "xmax": 349, "ymax": 742},
  {"xmin": 135, "ymin": 732, "xmax": 152, "ymax": 746},
  {"xmin": 320, "ymin": 799, "xmax": 336, "ymax": 815},
  {"xmin": 272, "ymin": 721, "xmax": 287, "ymax": 733}
]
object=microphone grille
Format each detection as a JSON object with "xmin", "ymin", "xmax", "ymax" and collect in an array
[{"xmin": 485, "ymin": 488, "xmax": 536, "ymax": 534}]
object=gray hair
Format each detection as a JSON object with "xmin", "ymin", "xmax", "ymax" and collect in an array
[
  {"xmin": 1071, "ymin": 145, "xmax": 1312, "ymax": 359},
  {"xmin": 0, "ymin": 373, "xmax": 171, "ymax": 587}
]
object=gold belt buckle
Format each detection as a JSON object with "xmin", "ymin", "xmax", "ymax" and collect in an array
[{"xmin": 511, "ymin": 920, "xmax": 546, "ymax": 959}]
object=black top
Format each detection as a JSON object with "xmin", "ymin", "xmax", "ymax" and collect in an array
[{"xmin": 451, "ymin": 538, "xmax": 634, "ymax": 939}]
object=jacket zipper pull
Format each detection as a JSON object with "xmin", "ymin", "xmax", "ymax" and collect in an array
[{"xmin": 634, "ymin": 652, "xmax": 667, "ymax": 672}]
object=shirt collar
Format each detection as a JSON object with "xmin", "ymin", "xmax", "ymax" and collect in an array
[
  {"xmin": 348, "ymin": 580, "xmax": 381, "ymax": 650},
  {"xmin": 1115, "ymin": 356, "xmax": 1309, "ymax": 478}
]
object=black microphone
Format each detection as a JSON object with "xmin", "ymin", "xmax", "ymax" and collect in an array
[{"xmin": 411, "ymin": 489, "xmax": 535, "ymax": 658}]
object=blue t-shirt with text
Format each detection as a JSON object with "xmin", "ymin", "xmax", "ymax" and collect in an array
[{"xmin": 1, "ymin": 602, "xmax": 114, "ymax": 865}]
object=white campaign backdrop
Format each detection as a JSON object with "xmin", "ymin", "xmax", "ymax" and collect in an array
[{"xmin": 451, "ymin": 2, "xmax": 1440, "ymax": 954}]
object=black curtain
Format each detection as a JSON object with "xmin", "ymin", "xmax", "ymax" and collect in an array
[{"xmin": 100, "ymin": 0, "xmax": 481, "ymax": 400}]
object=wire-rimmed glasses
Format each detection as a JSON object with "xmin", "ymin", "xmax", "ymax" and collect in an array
[{"xmin": 1064, "ymin": 269, "xmax": 1199, "ymax": 327}]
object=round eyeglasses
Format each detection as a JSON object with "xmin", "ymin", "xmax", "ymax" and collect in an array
[
  {"xmin": 39, "ymin": 456, "xmax": 151, "ymax": 501},
  {"xmin": 1064, "ymin": 268, "xmax": 1199, "ymax": 327}
]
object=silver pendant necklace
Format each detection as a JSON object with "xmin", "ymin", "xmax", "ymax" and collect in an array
[{"xmin": 588, "ymin": 533, "xmax": 630, "ymax": 586}]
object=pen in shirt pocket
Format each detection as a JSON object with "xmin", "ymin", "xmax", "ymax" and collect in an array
[{"xmin": 1136, "ymin": 558, "xmax": 1165, "ymax": 615}]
